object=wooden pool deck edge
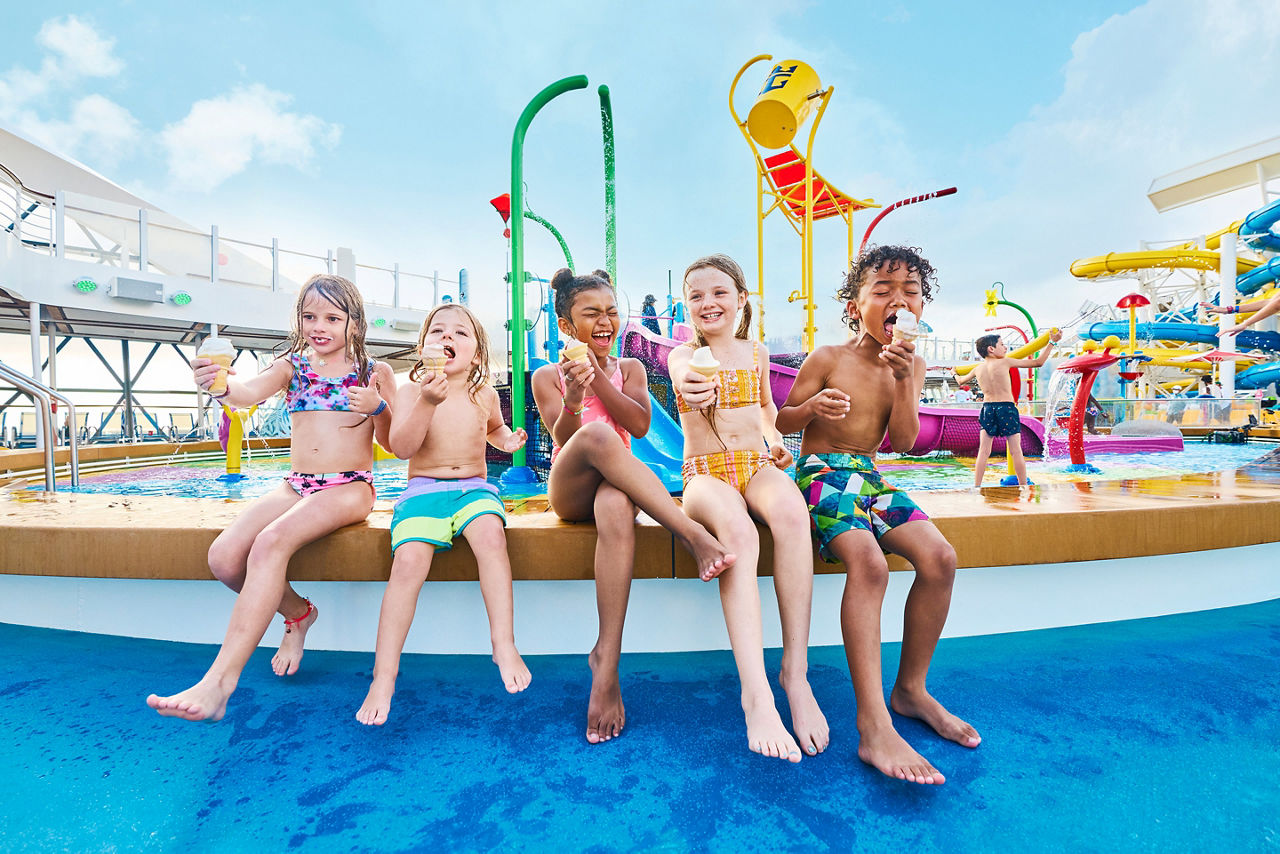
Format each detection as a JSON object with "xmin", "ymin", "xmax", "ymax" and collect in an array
[{"xmin": 4, "ymin": 468, "xmax": 1279, "ymax": 582}]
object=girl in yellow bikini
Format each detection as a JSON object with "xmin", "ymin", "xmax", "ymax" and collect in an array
[{"xmin": 669, "ymin": 254, "xmax": 829, "ymax": 761}]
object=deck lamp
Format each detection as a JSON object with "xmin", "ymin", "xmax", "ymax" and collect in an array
[
  {"xmin": 170, "ymin": 291, "xmax": 193, "ymax": 306},
  {"xmin": 373, "ymin": 317, "xmax": 387, "ymax": 328},
  {"xmin": 74, "ymin": 278, "xmax": 98, "ymax": 293}
]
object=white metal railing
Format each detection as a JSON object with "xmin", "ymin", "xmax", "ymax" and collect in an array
[
  {"xmin": 1, "ymin": 166, "xmax": 457, "ymax": 309},
  {"xmin": 0, "ymin": 359, "xmax": 79, "ymax": 489}
]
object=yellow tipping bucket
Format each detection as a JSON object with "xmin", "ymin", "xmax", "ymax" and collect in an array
[{"xmin": 746, "ymin": 60, "xmax": 822, "ymax": 149}]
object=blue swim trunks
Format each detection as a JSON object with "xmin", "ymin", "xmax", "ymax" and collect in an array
[
  {"xmin": 978, "ymin": 401, "xmax": 1021, "ymax": 438},
  {"xmin": 794, "ymin": 453, "xmax": 929, "ymax": 563},
  {"xmin": 390, "ymin": 476, "xmax": 506, "ymax": 552}
]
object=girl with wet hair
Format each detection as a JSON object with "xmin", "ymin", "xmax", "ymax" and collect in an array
[
  {"xmin": 531, "ymin": 266, "xmax": 737, "ymax": 745},
  {"xmin": 147, "ymin": 273, "xmax": 396, "ymax": 722}
]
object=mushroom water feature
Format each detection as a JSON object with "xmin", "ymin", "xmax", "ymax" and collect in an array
[
  {"xmin": 1116, "ymin": 292, "xmax": 1150, "ymax": 354},
  {"xmin": 1054, "ymin": 336, "xmax": 1122, "ymax": 473}
]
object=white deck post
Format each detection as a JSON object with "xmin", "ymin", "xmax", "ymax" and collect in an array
[
  {"xmin": 393, "ymin": 263, "xmax": 401, "ymax": 307},
  {"xmin": 138, "ymin": 208, "xmax": 148, "ymax": 272},
  {"xmin": 53, "ymin": 191, "xmax": 65, "ymax": 259},
  {"xmin": 1220, "ymin": 233, "xmax": 1237, "ymax": 401},
  {"xmin": 29, "ymin": 301, "xmax": 43, "ymax": 450},
  {"xmin": 210, "ymin": 225, "xmax": 219, "ymax": 285},
  {"xmin": 432, "ymin": 269, "xmax": 439, "ymax": 305},
  {"xmin": 272, "ymin": 238, "xmax": 279, "ymax": 291}
]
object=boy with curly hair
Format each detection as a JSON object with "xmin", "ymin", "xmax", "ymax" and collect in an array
[{"xmin": 777, "ymin": 245, "xmax": 980, "ymax": 785}]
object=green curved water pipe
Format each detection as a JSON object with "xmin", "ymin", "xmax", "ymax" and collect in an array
[
  {"xmin": 509, "ymin": 75, "xmax": 588, "ymax": 467},
  {"xmin": 599, "ymin": 85, "xmax": 616, "ymax": 286},
  {"xmin": 992, "ymin": 281, "xmax": 1041, "ymax": 397},
  {"xmin": 522, "ymin": 211, "xmax": 574, "ymax": 270}
]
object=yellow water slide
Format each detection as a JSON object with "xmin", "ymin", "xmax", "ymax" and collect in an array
[{"xmin": 1069, "ymin": 249, "xmax": 1260, "ymax": 279}]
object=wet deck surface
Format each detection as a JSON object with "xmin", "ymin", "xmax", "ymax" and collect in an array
[{"xmin": 4, "ymin": 449, "xmax": 1279, "ymax": 580}]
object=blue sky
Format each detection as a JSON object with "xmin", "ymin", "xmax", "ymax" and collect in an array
[{"xmin": 3, "ymin": 1, "xmax": 1278, "ymax": 353}]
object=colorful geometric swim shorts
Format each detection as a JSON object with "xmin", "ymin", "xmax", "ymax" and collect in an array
[
  {"xmin": 793, "ymin": 453, "xmax": 929, "ymax": 563},
  {"xmin": 390, "ymin": 476, "xmax": 506, "ymax": 552}
]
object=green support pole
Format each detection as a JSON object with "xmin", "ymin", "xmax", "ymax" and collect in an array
[{"xmin": 509, "ymin": 75, "xmax": 588, "ymax": 469}]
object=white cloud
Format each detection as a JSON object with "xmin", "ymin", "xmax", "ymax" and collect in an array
[
  {"xmin": 36, "ymin": 15, "xmax": 124, "ymax": 81},
  {"xmin": 899, "ymin": 0, "xmax": 1280, "ymax": 339},
  {"xmin": 0, "ymin": 15, "xmax": 138, "ymax": 165},
  {"xmin": 159, "ymin": 84, "xmax": 342, "ymax": 192}
]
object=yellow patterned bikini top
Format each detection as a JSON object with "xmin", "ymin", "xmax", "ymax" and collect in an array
[{"xmin": 675, "ymin": 342, "xmax": 762, "ymax": 414}]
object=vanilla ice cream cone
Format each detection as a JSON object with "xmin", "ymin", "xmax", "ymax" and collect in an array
[
  {"xmin": 562, "ymin": 341, "xmax": 591, "ymax": 364},
  {"xmin": 891, "ymin": 309, "xmax": 920, "ymax": 343},
  {"xmin": 198, "ymin": 336, "xmax": 235, "ymax": 395},
  {"xmin": 421, "ymin": 344, "xmax": 447, "ymax": 372},
  {"xmin": 689, "ymin": 346, "xmax": 721, "ymax": 376}
]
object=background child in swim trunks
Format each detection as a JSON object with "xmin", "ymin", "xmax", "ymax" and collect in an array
[
  {"xmin": 148, "ymin": 274, "xmax": 395, "ymax": 722},
  {"xmin": 530, "ymin": 267, "xmax": 736, "ymax": 745},
  {"xmin": 955, "ymin": 329, "xmax": 1060, "ymax": 487},
  {"xmin": 777, "ymin": 244, "xmax": 980, "ymax": 785},
  {"xmin": 670, "ymin": 253, "xmax": 827, "ymax": 762},
  {"xmin": 356, "ymin": 303, "xmax": 530, "ymax": 726}
]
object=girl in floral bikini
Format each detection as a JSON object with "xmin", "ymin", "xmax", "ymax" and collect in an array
[
  {"xmin": 669, "ymin": 253, "xmax": 828, "ymax": 762},
  {"xmin": 147, "ymin": 273, "xmax": 395, "ymax": 722}
]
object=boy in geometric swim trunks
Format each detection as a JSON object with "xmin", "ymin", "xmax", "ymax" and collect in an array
[
  {"xmin": 955, "ymin": 330, "xmax": 1060, "ymax": 487},
  {"xmin": 777, "ymin": 244, "xmax": 981, "ymax": 785}
]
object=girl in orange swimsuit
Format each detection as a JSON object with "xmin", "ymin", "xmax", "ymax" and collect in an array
[
  {"xmin": 530, "ymin": 268, "xmax": 737, "ymax": 747},
  {"xmin": 670, "ymin": 253, "xmax": 829, "ymax": 761},
  {"xmin": 147, "ymin": 274, "xmax": 397, "ymax": 722}
]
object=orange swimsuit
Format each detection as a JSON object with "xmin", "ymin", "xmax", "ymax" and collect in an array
[{"xmin": 675, "ymin": 343, "xmax": 775, "ymax": 496}]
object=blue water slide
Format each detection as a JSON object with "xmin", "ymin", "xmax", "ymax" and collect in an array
[
  {"xmin": 1237, "ymin": 256, "xmax": 1280, "ymax": 296},
  {"xmin": 630, "ymin": 396, "xmax": 685, "ymax": 492},
  {"xmin": 1079, "ymin": 321, "xmax": 1280, "ymax": 352},
  {"xmin": 1240, "ymin": 197, "xmax": 1280, "ymax": 254}
]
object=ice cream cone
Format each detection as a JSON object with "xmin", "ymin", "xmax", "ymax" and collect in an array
[
  {"xmin": 688, "ymin": 346, "xmax": 721, "ymax": 376},
  {"xmin": 562, "ymin": 341, "xmax": 591, "ymax": 364},
  {"xmin": 421, "ymin": 344, "xmax": 447, "ymax": 372},
  {"xmin": 891, "ymin": 308, "xmax": 920, "ymax": 343},
  {"xmin": 198, "ymin": 336, "xmax": 235, "ymax": 395}
]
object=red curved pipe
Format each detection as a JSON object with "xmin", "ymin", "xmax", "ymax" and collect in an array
[{"xmin": 859, "ymin": 187, "xmax": 957, "ymax": 253}]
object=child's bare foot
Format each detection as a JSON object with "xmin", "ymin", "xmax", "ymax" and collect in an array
[
  {"xmin": 585, "ymin": 648, "xmax": 625, "ymax": 744},
  {"xmin": 857, "ymin": 719, "xmax": 945, "ymax": 784},
  {"xmin": 679, "ymin": 529, "xmax": 737, "ymax": 581},
  {"xmin": 891, "ymin": 686, "xmax": 981, "ymax": 748},
  {"xmin": 146, "ymin": 677, "xmax": 231, "ymax": 722},
  {"xmin": 493, "ymin": 642, "xmax": 532, "ymax": 693},
  {"xmin": 781, "ymin": 672, "xmax": 830, "ymax": 756},
  {"xmin": 744, "ymin": 695, "xmax": 802, "ymax": 763},
  {"xmin": 355, "ymin": 677, "xmax": 395, "ymax": 726},
  {"xmin": 271, "ymin": 600, "xmax": 317, "ymax": 676}
]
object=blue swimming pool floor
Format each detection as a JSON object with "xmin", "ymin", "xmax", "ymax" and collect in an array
[{"xmin": 2, "ymin": 599, "xmax": 1278, "ymax": 852}]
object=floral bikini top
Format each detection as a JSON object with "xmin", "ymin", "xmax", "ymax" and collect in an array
[
  {"xmin": 675, "ymin": 342, "xmax": 762, "ymax": 414},
  {"xmin": 286, "ymin": 352, "xmax": 375, "ymax": 413}
]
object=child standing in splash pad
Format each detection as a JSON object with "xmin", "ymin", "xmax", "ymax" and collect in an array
[
  {"xmin": 531, "ymin": 268, "xmax": 737, "ymax": 745},
  {"xmin": 670, "ymin": 253, "xmax": 827, "ymax": 762},
  {"xmin": 956, "ymin": 330, "xmax": 1060, "ymax": 487},
  {"xmin": 356, "ymin": 303, "xmax": 530, "ymax": 726},
  {"xmin": 148, "ymin": 274, "xmax": 395, "ymax": 721}
]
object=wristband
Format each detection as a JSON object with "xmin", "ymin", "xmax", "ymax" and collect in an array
[
  {"xmin": 1229, "ymin": 305, "xmax": 1240, "ymax": 314},
  {"xmin": 562, "ymin": 396, "xmax": 585, "ymax": 416},
  {"xmin": 371, "ymin": 399, "xmax": 387, "ymax": 416},
  {"xmin": 208, "ymin": 387, "xmax": 229, "ymax": 400}
]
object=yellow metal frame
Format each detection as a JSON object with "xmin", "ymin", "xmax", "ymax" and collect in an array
[{"xmin": 729, "ymin": 55, "xmax": 879, "ymax": 351}]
